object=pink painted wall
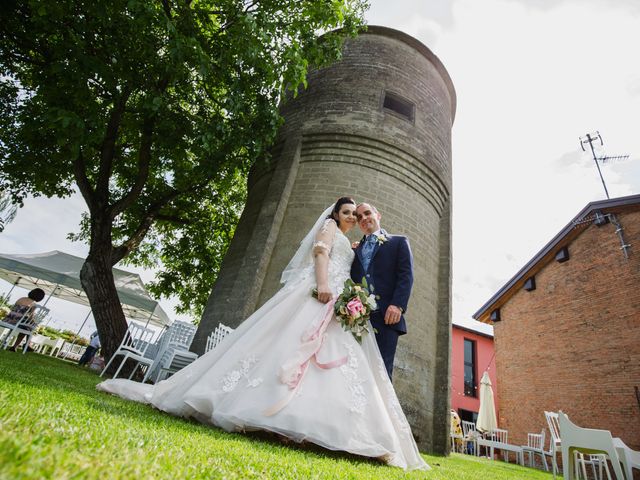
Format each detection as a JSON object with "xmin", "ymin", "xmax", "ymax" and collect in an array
[{"xmin": 451, "ymin": 325, "xmax": 497, "ymax": 420}]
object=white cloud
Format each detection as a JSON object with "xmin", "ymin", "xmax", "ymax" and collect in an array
[
  {"xmin": 2, "ymin": 1, "xmax": 639, "ymax": 336},
  {"xmin": 0, "ymin": 193, "xmax": 188, "ymax": 337},
  {"xmin": 367, "ymin": 0, "xmax": 640, "ymax": 323}
]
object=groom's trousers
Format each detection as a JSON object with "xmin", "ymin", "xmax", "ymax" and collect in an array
[{"xmin": 371, "ymin": 312, "xmax": 400, "ymax": 381}]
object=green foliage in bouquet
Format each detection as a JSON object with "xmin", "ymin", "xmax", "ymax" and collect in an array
[{"xmin": 333, "ymin": 278, "xmax": 377, "ymax": 344}]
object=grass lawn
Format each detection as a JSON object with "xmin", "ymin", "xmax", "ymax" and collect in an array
[{"xmin": 0, "ymin": 351, "xmax": 554, "ymax": 479}]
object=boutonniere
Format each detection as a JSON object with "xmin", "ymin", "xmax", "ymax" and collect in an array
[{"xmin": 375, "ymin": 233, "xmax": 388, "ymax": 246}]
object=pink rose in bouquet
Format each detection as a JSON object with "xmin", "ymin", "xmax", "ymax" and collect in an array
[
  {"xmin": 346, "ymin": 298, "xmax": 365, "ymax": 318},
  {"xmin": 312, "ymin": 278, "xmax": 377, "ymax": 343}
]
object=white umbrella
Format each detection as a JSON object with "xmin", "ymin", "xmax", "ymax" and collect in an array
[{"xmin": 476, "ymin": 371, "xmax": 498, "ymax": 433}]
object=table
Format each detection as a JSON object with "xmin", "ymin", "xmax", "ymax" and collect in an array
[{"xmin": 476, "ymin": 437, "xmax": 525, "ymax": 465}]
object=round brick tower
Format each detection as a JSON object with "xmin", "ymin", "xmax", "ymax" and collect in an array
[{"xmin": 194, "ymin": 26, "xmax": 456, "ymax": 454}]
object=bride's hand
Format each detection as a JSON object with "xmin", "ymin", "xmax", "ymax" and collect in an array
[{"xmin": 316, "ymin": 284, "xmax": 333, "ymax": 303}]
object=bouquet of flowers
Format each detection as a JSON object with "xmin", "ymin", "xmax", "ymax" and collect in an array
[{"xmin": 313, "ymin": 278, "xmax": 377, "ymax": 343}]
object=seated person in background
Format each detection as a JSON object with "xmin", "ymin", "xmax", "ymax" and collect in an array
[
  {"xmin": 78, "ymin": 331, "xmax": 100, "ymax": 366},
  {"xmin": 3, "ymin": 288, "xmax": 46, "ymax": 351}
]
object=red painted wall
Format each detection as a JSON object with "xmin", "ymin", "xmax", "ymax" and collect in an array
[{"xmin": 451, "ymin": 325, "xmax": 497, "ymax": 419}]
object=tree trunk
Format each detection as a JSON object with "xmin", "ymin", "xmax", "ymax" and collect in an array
[{"xmin": 80, "ymin": 244, "xmax": 128, "ymax": 372}]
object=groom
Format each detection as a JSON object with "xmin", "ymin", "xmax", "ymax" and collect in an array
[{"xmin": 351, "ymin": 203, "xmax": 414, "ymax": 380}]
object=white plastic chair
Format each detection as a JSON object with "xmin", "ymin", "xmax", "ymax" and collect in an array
[
  {"xmin": 546, "ymin": 410, "xmax": 563, "ymax": 477},
  {"xmin": 32, "ymin": 336, "xmax": 64, "ymax": 357},
  {"xmin": 205, "ymin": 323, "xmax": 234, "ymax": 353},
  {"xmin": 557, "ymin": 411, "xmax": 625, "ymax": 480},
  {"xmin": 153, "ymin": 348, "xmax": 199, "ymax": 382},
  {"xmin": 59, "ymin": 342, "xmax": 86, "ymax": 361},
  {"xmin": 489, "ymin": 428, "xmax": 510, "ymax": 462},
  {"xmin": 0, "ymin": 305, "xmax": 50, "ymax": 353},
  {"xmin": 100, "ymin": 323, "xmax": 156, "ymax": 379},
  {"xmin": 574, "ymin": 452, "xmax": 611, "ymax": 480},
  {"xmin": 613, "ymin": 437, "xmax": 640, "ymax": 480},
  {"xmin": 461, "ymin": 420, "xmax": 477, "ymax": 455},
  {"xmin": 143, "ymin": 320, "xmax": 197, "ymax": 382},
  {"xmin": 522, "ymin": 430, "xmax": 549, "ymax": 471}
]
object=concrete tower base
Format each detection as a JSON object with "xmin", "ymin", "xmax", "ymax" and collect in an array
[{"xmin": 194, "ymin": 26, "xmax": 456, "ymax": 454}]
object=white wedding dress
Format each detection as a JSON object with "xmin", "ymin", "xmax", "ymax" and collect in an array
[{"xmin": 97, "ymin": 216, "xmax": 428, "ymax": 471}]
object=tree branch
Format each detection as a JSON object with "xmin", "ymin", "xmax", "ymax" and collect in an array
[
  {"xmin": 73, "ymin": 148, "xmax": 96, "ymax": 213},
  {"xmin": 108, "ymin": 115, "xmax": 154, "ymax": 219},
  {"xmin": 110, "ymin": 184, "xmax": 186, "ymax": 264},
  {"xmin": 161, "ymin": 0, "xmax": 172, "ymax": 18},
  {"xmin": 110, "ymin": 165, "xmax": 222, "ymax": 264},
  {"xmin": 155, "ymin": 213, "xmax": 192, "ymax": 225},
  {"xmin": 109, "ymin": 74, "xmax": 171, "ymax": 219},
  {"xmin": 96, "ymin": 89, "xmax": 131, "ymax": 200}
]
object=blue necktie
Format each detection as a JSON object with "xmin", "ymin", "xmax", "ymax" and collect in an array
[{"xmin": 361, "ymin": 235, "xmax": 376, "ymax": 272}]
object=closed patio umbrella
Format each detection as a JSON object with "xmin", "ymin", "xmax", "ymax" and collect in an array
[{"xmin": 476, "ymin": 371, "xmax": 498, "ymax": 434}]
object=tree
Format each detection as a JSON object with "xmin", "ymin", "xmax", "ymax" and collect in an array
[
  {"xmin": 0, "ymin": 191, "xmax": 18, "ymax": 233},
  {"xmin": 0, "ymin": 0, "xmax": 368, "ymax": 362}
]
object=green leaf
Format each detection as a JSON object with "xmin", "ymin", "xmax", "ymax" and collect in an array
[{"xmin": 0, "ymin": 0, "xmax": 367, "ymax": 338}]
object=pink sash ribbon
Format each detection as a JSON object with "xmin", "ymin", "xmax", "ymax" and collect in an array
[{"xmin": 263, "ymin": 298, "xmax": 348, "ymax": 416}]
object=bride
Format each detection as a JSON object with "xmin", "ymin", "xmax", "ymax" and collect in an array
[{"xmin": 97, "ymin": 197, "xmax": 429, "ymax": 471}]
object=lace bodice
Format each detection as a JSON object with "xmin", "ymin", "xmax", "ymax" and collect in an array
[
  {"xmin": 281, "ymin": 218, "xmax": 354, "ymax": 294},
  {"xmin": 327, "ymin": 229, "xmax": 355, "ymax": 294}
]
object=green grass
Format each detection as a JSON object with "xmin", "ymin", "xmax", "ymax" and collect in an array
[{"xmin": 0, "ymin": 351, "xmax": 554, "ymax": 479}]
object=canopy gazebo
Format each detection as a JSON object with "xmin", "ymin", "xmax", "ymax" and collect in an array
[{"xmin": 0, "ymin": 250, "xmax": 171, "ymax": 329}]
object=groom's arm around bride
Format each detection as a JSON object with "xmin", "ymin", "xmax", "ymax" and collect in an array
[{"xmin": 350, "ymin": 203, "xmax": 414, "ymax": 380}]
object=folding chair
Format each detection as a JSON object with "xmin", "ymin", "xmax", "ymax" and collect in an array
[
  {"xmin": 522, "ymin": 430, "xmax": 549, "ymax": 471},
  {"xmin": 205, "ymin": 323, "xmax": 234, "ymax": 353},
  {"xmin": 143, "ymin": 320, "xmax": 197, "ymax": 382},
  {"xmin": 0, "ymin": 305, "xmax": 50, "ymax": 353},
  {"xmin": 100, "ymin": 322, "xmax": 156, "ymax": 379}
]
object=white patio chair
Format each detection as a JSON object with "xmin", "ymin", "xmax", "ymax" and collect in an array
[
  {"xmin": 100, "ymin": 322, "xmax": 156, "ymax": 380},
  {"xmin": 205, "ymin": 323, "xmax": 234, "ymax": 353},
  {"xmin": 0, "ymin": 305, "xmax": 34, "ymax": 346},
  {"xmin": 143, "ymin": 321, "xmax": 197, "ymax": 382},
  {"xmin": 450, "ymin": 430, "xmax": 464, "ymax": 453},
  {"xmin": 47, "ymin": 338, "xmax": 65, "ymax": 357},
  {"xmin": 461, "ymin": 420, "xmax": 477, "ymax": 455},
  {"xmin": 613, "ymin": 437, "xmax": 640, "ymax": 480},
  {"xmin": 0, "ymin": 305, "xmax": 50, "ymax": 353},
  {"xmin": 522, "ymin": 430, "xmax": 549, "ymax": 471},
  {"xmin": 489, "ymin": 428, "xmax": 510, "ymax": 462},
  {"xmin": 32, "ymin": 335, "xmax": 64, "ymax": 357},
  {"xmin": 29, "ymin": 334, "xmax": 48, "ymax": 352},
  {"xmin": 546, "ymin": 410, "xmax": 563, "ymax": 477},
  {"xmin": 153, "ymin": 348, "xmax": 199, "ymax": 382},
  {"xmin": 574, "ymin": 452, "xmax": 611, "ymax": 480},
  {"xmin": 59, "ymin": 342, "xmax": 86, "ymax": 361},
  {"xmin": 557, "ymin": 411, "xmax": 625, "ymax": 480}
]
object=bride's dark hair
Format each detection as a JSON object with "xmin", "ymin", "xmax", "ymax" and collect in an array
[{"xmin": 328, "ymin": 196, "xmax": 356, "ymax": 227}]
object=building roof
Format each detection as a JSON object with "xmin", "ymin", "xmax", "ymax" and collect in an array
[
  {"xmin": 452, "ymin": 318, "xmax": 494, "ymax": 338},
  {"xmin": 473, "ymin": 193, "xmax": 640, "ymax": 323}
]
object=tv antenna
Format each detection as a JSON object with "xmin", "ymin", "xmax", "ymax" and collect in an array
[{"xmin": 579, "ymin": 131, "xmax": 629, "ymax": 199}]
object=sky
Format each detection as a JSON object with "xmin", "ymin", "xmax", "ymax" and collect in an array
[{"xmin": 1, "ymin": 0, "xmax": 639, "ymax": 337}]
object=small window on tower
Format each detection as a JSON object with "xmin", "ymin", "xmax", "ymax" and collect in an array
[{"xmin": 382, "ymin": 91, "xmax": 415, "ymax": 122}]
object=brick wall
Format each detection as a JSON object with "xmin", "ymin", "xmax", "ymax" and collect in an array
[{"xmin": 494, "ymin": 209, "xmax": 640, "ymax": 451}]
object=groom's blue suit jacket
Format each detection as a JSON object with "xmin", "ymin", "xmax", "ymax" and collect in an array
[{"xmin": 350, "ymin": 231, "xmax": 414, "ymax": 335}]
